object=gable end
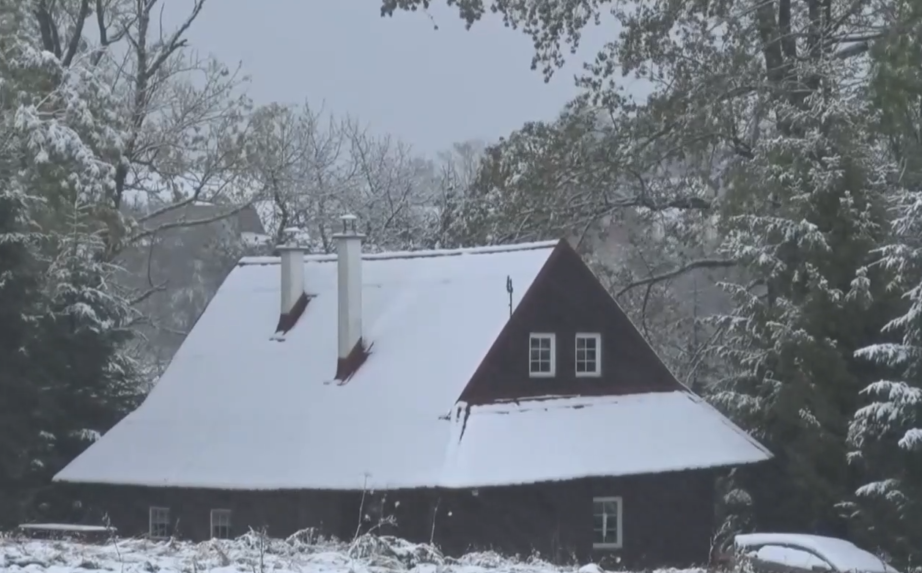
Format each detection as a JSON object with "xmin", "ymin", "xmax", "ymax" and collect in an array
[{"xmin": 458, "ymin": 240, "xmax": 685, "ymax": 405}]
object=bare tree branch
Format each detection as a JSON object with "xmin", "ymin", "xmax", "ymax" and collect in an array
[
  {"xmin": 62, "ymin": 0, "xmax": 92, "ymax": 67},
  {"xmin": 616, "ymin": 258, "xmax": 738, "ymax": 297},
  {"xmin": 128, "ymin": 201, "xmax": 256, "ymax": 243}
]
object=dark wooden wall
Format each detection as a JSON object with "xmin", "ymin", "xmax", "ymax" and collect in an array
[
  {"xmin": 72, "ymin": 469, "xmax": 716, "ymax": 569},
  {"xmin": 74, "ymin": 485, "xmax": 352, "ymax": 540},
  {"xmin": 460, "ymin": 241, "xmax": 684, "ymax": 406},
  {"xmin": 427, "ymin": 470, "xmax": 716, "ymax": 568}
]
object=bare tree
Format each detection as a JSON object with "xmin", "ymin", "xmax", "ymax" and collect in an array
[
  {"xmin": 245, "ymin": 102, "xmax": 356, "ymax": 251},
  {"xmin": 245, "ymin": 101, "xmax": 438, "ymax": 253},
  {"xmin": 29, "ymin": 0, "xmax": 255, "ymax": 258},
  {"xmin": 22, "ymin": 0, "xmax": 262, "ymax": 383},
  {"xmin": 425, "ymin": 140, "xmax": 486, "ymax": 247},
  {"xmin": 344, "ymin": 121, "xmax": 436, "ymax": 249}
]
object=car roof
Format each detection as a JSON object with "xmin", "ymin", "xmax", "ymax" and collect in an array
[{"xmin": 735, "ymin": 533, "xmax": 898, "ymax": 573}]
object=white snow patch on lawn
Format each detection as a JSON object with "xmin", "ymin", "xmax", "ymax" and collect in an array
[{"xmin": 0, "ymin": 532, "xmax": 706, "ymax": 573}]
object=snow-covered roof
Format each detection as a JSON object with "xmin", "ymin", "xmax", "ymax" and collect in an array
[
  {"xmin": 443, "ymin": 393, "xmax": 771, "ymax": 488},
  {"xmin": 56, "ymin": 239, "xmax": 769, "ymax": 490}
]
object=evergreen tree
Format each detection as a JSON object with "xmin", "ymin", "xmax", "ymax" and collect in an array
[
  {"xmin": 846, "ymin": 2, "xmax": 922, "ymax": 562},
  {"xmin": 0, "ymin": 0, "xmax": 52, "ymax": 525},
  {"xmin": 30, "ymin": 199, "xmax": 141, "ymax": 520},
  {"xmin": 0, "ymin": 0, "xmax": 140, "ymax": 523},
  {"xmin": 0, "ymin": 181, "xmax": 49, "ymax": 526},
  {"xmin": 710, "ymin": 50, "xmax": 899, "ymax": 532}
]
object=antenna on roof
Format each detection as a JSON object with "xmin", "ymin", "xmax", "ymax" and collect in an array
[{"xmin": 506, "ymin": 276, "xmax": 514, "ymax": 317}]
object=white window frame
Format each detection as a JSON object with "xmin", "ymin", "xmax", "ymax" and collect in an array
[
  {"xmin": 529, "ymin": 333, "xmax": 556, "ymax": 377},
  {"xmin": 592, "ymin": 496, "xmax": 623, "ymax": 549},
  {"xmin": 210, "ymin": 508, "xmax": 232, "ymax": 539},
  {"xmin": 148, "ymin": 506, "xmax": 170, "ymax": 539},
  {"xmin": 575, "ymin": 333, "xmax": 602, "ymax": 377}
]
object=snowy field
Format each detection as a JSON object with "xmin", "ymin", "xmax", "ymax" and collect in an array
[{"xmin": 0, "ymin": 532, "xmax": 705, "ymax": 573}]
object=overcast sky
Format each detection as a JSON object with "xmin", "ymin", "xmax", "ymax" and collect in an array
[{"xmin": 171, "ymin": 1, "xmax": 622, "ymax": 156}]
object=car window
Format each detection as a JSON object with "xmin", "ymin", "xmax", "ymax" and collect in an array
[{"xmin": 754, "ymin": 545, "xmax": 835, "ymax": 571}]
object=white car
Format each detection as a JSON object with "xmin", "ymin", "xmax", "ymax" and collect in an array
[{"xmin": 732, "ymin": 533, "xmax": 899, "ymax": 573}]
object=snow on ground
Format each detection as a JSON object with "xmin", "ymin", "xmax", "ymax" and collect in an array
[{"xmin": 0, "ymin": 532, "xmax": 705, "ymax": 573}]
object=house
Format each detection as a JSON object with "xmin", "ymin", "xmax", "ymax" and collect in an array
[
  {"xmin": 54, "ymin": 215, "xmax": 772, "ymax": 567},
  {"xmin": 117, "ymin": 203, "xmax": 270, "ymax": 372}
]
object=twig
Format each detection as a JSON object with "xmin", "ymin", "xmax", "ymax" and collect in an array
[
  {"xmin": 429, "ymin": 496, "xmax": 441, "ymax": 545},
  {"xmin": 129, "ymin": 203, "xmax": 256, "ymax": 244},
  {"xmin": 103, "ymin": 514, "xmax": 124, "ymax": 573},
  {"xmin": 353, "ymin": 474, "xmax": 369, "ymax": 541},
  {"xmin": 616, "ymin": 258, "xmax": 738, "ymax": 297}
]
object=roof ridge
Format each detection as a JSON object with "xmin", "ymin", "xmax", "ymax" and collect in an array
[{"xmin": 239, "ymin": 239, "xmax": 560, "ymax": 266}]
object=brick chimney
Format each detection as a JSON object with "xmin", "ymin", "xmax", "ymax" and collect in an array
[
  {"xmin": 275, "ymin": 228, "xmax": 308, "ymax": 334},
  {"xmin": 333, "ymin": 214, "xmax": 367, "ymax": 380}
]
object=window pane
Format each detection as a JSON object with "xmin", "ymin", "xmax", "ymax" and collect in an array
[
  {"xmin": 530, "ymin": 336, "xmax": 554, "ymax": 375},
  {"xmin": 576, "ymin": 335, "xmax": 599, "ymax": 375},
  {"xmin": 602, "ymin": 525, "xmax": 618, "ymax": 544},
  {"xmin": 592, "ymin": 499, "xmax": 620, "ymax": 545}
]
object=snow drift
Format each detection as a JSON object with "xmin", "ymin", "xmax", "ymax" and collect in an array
[{"xmin": 0, "ymin": 531, "xmax": 706, "ymax": 573}]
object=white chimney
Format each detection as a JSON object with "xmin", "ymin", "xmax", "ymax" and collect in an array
[
  {"xmin": 333, "ymin": 214, "xmax": 364, "ymax": 361},
  {"xmin": 278, "ymin": 227, "xmax": 305, "ymax": 317}
]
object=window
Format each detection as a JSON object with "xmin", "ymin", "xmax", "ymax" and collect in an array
[
  {"xmin": 529, "ymin": 333, "xmax": 556, "ymax": 377},
  {"xmin": 576, "ymin": 333, "xmax": 602, "ymax": 376},
  {"xmin": 592, "ymin": 496, "xmax": 623, "ymax": 549},
  {"xmin": 210, "ymin": 509, "xmax": 232, "ymax": 539},
  {"xmin": 149, "ymin": 507, "xmax": 170, "ymax": 539}
]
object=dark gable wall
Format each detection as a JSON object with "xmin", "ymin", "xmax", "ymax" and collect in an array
[{"xmin": 461, "ymin": 240, "xmax": 684, "ymax": 405}]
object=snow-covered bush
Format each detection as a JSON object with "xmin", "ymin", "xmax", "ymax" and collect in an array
[{"xmin": 0, "ymin": 533, "xmax": 708, "ymax": 573}]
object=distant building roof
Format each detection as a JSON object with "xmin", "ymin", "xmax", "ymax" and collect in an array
[{"xmin": 141, "ymin": 203, "xmax": 265, "ymax": 235}]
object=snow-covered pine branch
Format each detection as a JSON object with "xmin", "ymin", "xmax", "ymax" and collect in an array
[{"xmin": 0, "ymin": 0, "xmax": 142, "ymax": 527}]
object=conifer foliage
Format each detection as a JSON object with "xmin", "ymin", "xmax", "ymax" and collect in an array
[
  {"xmin": 711, "ymin": 52, "xmax": 898, "ymax": 535},
  {"xmin": 0, "ymin": 0, "xmax": 140, "ymax": 525},
  {"xmin": 843, "ymin": 4, "xmax": 922, "ymax": 560}
]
